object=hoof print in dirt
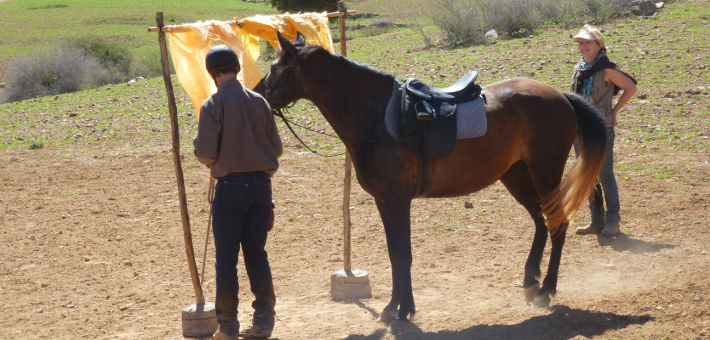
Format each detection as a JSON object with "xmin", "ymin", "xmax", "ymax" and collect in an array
[
  {"xmin": 532, "ymin": 295, "xmax": 551, "ymax": 309},
  {"xmin": 387, "ymin": 320, "xmax": 416, "ymax": 335},
  {"xmin": 378, "ymin": 309, "xmax": 397, "ymax": 325},
  {"xmin": 524, "ymin": 283, "xmax": 541, "ymax": 303}
]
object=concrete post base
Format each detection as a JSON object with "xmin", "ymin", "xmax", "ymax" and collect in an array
[
  {"xmin": 182, "ymin": 302, "xmax": 218, "ymax": 337},
  {"xmin": 330, "ymin": 269, "xmax": 372, "ymax": 301}
]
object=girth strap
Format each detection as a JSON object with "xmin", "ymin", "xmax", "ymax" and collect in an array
[{"xmin": 414, "ymin": 158, "xmax": 433, "ymax": 198}]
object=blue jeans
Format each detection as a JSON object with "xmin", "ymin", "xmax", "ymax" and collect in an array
[
  {"xmin": 574, "ymin": 127, "xmax": 620, "ymax": 225},
  {"xmin": 212, "ymin": 172, "xmax": 276, "ymax": 336}
]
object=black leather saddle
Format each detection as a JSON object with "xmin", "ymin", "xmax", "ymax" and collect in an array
[{"xmin": 401, "ymin": 71, "xmax": 481, "ymax": 159}]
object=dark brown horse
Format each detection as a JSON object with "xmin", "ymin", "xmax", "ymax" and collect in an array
[{"xmin": 256, "ymin": 32, "xmax": 607, "ymax": 332}]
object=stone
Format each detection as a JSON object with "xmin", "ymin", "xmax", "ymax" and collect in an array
[
  {"xmin": 655, "ymin": 2, "xmax": 664, "ymax": 8},
  {"xmin": 182, "ymin": 302, "xmax": 218, "ymax": 337},
  {"xmin": 485, "ymin": 29, "xmax": 498, "ymax": 40},
  {"xmin": 119, "ymin": 303, "xmax": 133, "ymax": 311},
  {"xmin": 632, "ymin": 1, "xmax": 658, "ymax": 16},
  {"xmin": 330, "ymin": 269, "xmax": 372, "ymax": 301}
]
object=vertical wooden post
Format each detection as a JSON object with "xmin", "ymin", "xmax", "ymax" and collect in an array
[
  {"xmin": 337, "ymin": 1, "xmax": 353, "ymax": 273},
  {"xmin": 156, "ymin": 12, "xmax": 205, "ymax": 305}
]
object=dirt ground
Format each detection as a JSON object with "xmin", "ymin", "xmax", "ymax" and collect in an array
[
  {"xmin": 1, "ymin": 105, "xmax": 709, "ymax": 340},
  {"xmin": 2, "ymin": 3, "xmax": 710, "ymax": 340}
]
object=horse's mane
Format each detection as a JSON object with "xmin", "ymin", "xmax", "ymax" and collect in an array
[{"xmin": 280, "ymin": 44, "xmax": 396, "ymax": 84}]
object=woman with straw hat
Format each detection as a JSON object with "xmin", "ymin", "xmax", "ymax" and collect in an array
[{"xmin": 570, "ymin": 24, "xmax": 637, "ymax": 236}]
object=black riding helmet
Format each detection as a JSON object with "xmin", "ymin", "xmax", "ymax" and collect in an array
[{"xmin": 205, "ymin": 45, "xmax": 239, "ymax": 74}]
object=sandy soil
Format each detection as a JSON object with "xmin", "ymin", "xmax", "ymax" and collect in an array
[{"xmin": 1, "ymin": 110, "xmax": 708, "ymax": 340}]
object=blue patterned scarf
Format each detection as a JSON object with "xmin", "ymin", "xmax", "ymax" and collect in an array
[{"xmin": 578, "ymin": 52, "xmax": 605, "ymax": 101}]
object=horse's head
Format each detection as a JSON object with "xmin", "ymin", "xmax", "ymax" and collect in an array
[{"xmin": 256, "ymin": 31, "xmax": 307, "ymax": 109}]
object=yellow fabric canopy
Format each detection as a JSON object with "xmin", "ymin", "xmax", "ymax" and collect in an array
[{"xmin": 166, "ymin": 13, "xmax": 333, "ymax": 119}]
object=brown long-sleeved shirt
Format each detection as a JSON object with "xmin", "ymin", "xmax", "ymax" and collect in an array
[{"xmin": 193, "ymin": 79, "xmax": 282, "ymax": 178}]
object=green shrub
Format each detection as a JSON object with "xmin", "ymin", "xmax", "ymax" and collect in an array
[
  {"xmin": 431, "ymin": 0, "xmax": 488, "ymax": 45},
  {"xmin": 130, "ymin": 49, "xmax": 164, "ymax": 78},
  {"xmin": 27, "ymin": 3, "xmax": 68, "ymax": 10},
  {"xmin": 0, "ymin": 45, "xmax": 103, "ymax": 102},
  {"xmin": 29, "ymin": 140, "xmax": 43, "ymax": 150},
  {"xmin": 267, "ymin": 0, "xmax": 338, "ymax": 13},
  {"xmin": 485, "ymin": 0, "xmax": 544, "ymax": 38},
  {"xmin": 429, "ymin": 0, "xmax": 632, "ymax": 45},
  {"xmin": 67, "ymin": 37, "xmax": 132, "ymax": 75}
]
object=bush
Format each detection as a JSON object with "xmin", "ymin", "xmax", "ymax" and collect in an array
[
  {"xmin": 485, "ymin": 0, "xmax": 544, "ymax": 38},
  {"xmin": 68, "ymin": 37, "xmax": 132, "ymax": 75},
  {"xmin": 0, "ymin": 45, "xmax": 103, "ymax": 102},
  {"xmin": 430, "ymin": 0, "xmax": 488, "ymax": 45},
  {"xmin": 130, "ymin": 49, "xmax": 164, "ymax": 78},
  {"xmin": 0, "ymin": 38, "xmax": 164, "ymax": 102},
  {"xmin": 29, "ymin": 140, "xmax": 43, "ymax": 150},
  {"xmin": 267, "ymin": 0, "xmax": 338, "ymax": 13},
  {"xmin": 429, "ymin": 0, "xmax": 632, "ymax": 46}
]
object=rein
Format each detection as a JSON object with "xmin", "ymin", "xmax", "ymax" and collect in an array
[
  {"xmin": 272, "ymin": 106, "xmax": 346, "ymax": 157},
  {"xmin": 272, "ymin": 105, "xmax": 416, "ymax": 158},
  {"xmin": 263, "ymin": 65, "xmax": 413, "ymax": 158}
]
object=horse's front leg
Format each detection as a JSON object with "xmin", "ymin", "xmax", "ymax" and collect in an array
[{"xmin": 374, "ymin": 197, "xmax": 415, "ymax": 330}]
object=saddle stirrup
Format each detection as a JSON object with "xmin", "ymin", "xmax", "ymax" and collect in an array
[{"xmin": 415, "ymin": 102, "xmax": 436, "ymax": 121}]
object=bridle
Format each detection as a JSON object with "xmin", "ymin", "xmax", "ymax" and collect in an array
[
  {"xmin": 262, "ymin": 62, "xmax": 347, "ymax": 157},
  {"xmin": 261, "ymin": 60, "xmax": 415, "ymax": 158},
  {"xmin": 262, "ymin": 64, "xmax": 293, "ymax": 101}
]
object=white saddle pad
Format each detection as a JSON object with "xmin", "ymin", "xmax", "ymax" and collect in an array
[{"xmin": 384, "ymin": 80, "xmax": 487, "ymax": 140}]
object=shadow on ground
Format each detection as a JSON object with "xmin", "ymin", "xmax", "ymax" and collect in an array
[
  {"xmin": 342, "ymin": 305, "xmax": 653, "ymax": 340},
  {"xmin": 596, "ymin": 233, "xmax": 676, "ymax": 253}
]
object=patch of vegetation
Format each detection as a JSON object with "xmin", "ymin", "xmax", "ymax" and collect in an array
[
  {"xmin": 267, "ymin": 0, "xmax": 337, "ymax": 12},
  {"xmin": 430, "ymin": 0, "xmax": 633, "ymax": 45},
  {"xmin": 27, "ymin": 4, "xmax": 69, "ymax": 10},
  {"xmin": 29, "ymin": 140, "xmax": 43, "ymax": 150},
  {"xmin": 0, "ymin": 0, "xmax": 277, "ymax": 64},
  {"xmin": 1, "ymin": 45, "xmax": 105, "ymax": 102}
]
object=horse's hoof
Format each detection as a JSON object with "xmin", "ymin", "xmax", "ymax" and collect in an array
[
  {"xmin": 524, "ymin": 283, "xmax": 540, "ymax": 303},
  {"xmin": 532, "ymin": 294, "xmax": 551, "ymax": 308},
  {"xmin": 378, "ymin": 309, "xmax": 397, "ymax": 325},
  {"xmin": 387, "ymin": 320, "xmax": 414, "ymax": 335}
]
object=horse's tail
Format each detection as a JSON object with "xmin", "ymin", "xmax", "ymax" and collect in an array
[{"xmin": 541, "ymin": 92, "xmax": 608, "ymax": 235}]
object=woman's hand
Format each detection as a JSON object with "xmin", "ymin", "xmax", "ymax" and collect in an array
[{"xmin": 606, "ymin": 68, "xmax": 637, "ymax": 126}]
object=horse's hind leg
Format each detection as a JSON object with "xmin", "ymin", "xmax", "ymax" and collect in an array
[
  {"xmin": 500, "ymin": 161, "xmax": 549, "ymax": 304},
  {"xmin": 374, "ymin": 196, "xmax": 415, "ymax": 327},
  {"xmin": 533, "ymin": 222, "xmax": 568, "ymax": 308}
]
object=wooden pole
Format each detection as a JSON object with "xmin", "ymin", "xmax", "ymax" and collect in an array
[
  {"xmin": 337, "ymin": 1, "xmax": 353, "ymax": 272},
  {"xmin": 156, "ymin": 12, "xmax": 205, "ymax": 306}
]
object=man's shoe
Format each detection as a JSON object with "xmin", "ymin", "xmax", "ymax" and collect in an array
[
  {"xmin": 600, "ymin": 223, "xmax": 620, "ymax": 236},
  {"xmin": 214, "ymin": 329, "xmax": 240, "ymax": 340},
  {"xmin": 575, "ymin": 222, "xmax": 604, "ymax": 234},
  {"xmin": 239, "ymin": 324, "xmax": 272, "ymax": 339}
]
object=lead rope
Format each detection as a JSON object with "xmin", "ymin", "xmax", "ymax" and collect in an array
[{"xmin": 200, "ymin": 175, "xmax": 216, "ymax": 286}]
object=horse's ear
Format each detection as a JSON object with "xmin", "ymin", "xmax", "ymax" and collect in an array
[
  {"xmin": 296, "ymin": 31, "xmax": 306, "ymax": 46},
  {"xmin": 277, "ymin": 31, "xmax": 298, "ymax": 59}
]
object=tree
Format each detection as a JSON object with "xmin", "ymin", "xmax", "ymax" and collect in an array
[{"xmin": 267, "ymin": 0, "xmax": 338, "ymax": 13}]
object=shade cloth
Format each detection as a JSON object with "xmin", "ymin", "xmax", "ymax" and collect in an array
[{"xmin": 167, "ymin": 13, "xmax": 334, "ymax": 119}]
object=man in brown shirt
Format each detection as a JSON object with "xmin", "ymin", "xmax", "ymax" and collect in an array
[{"xmin": 194, "ymin": 45, "xmax": 282, "ymax": 340}]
